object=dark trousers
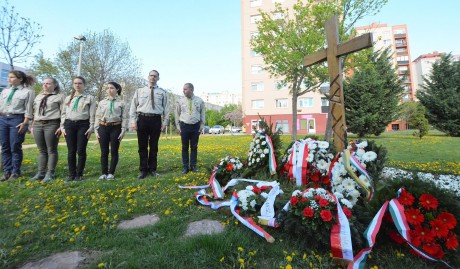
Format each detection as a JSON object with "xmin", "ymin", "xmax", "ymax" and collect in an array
[
  {"xmin": 98, "ymin": 125, "xmax": 121, "ymax": 175},
  {"xmin": 33, "ymin": 120, "xmax": 60, "ymax": 174},
  {"xmin": 0, "ymin": 115, "xmax": 25, "ymax": 175},
  {"xmin": 64, "ymin": 119, "xmax": 89, "ymax": 177},
  {"xmin": 180, "ymin": 122, "xmax": 200, "ymax": 169},
  {"xmin": 137, "ymin": 115, "xmax": 161, "ymax": 172}
]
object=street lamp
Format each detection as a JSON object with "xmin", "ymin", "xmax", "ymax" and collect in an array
[{"xmin": 74, "ymin": 35, "xmax": 86, "ymax": 76}]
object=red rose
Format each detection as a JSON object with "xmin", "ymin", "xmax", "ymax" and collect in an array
[
  {"xmin": 405, "ymin": 208, "xmax": 424, "ymax": 225},
  {"xmin": 436, "ymin": 212, "xmax": 457, "ymax": 230},
  {"xmin": 311, "ymin": 170, "xmax": 320, "ymax": 182},
  {"xmin": 321, "ymin": 175, "xmax": 331, "ymax": 186},
  {"xmin": 290, "ymin": 196, "xmax": 299, "ymax": 206},
  {"xmin": 320, "ymin": 210, "xmax": 333, "ymax": 222},
  {"xmin": 445, "ymin": 233, "xmax": 459, "ymax": 250},
  {"xmin": 398, "ymin": 190, "xmax": 415, "ymax": 206},
  {"xmin": 430, "ymin": 219, "xmax": 449, "ymax": 238},
  {"xmin": 301, "ymin": 197, "xmax": 307, "ymax": 203},
  {"xmin": 226, "ymin": 163, "xmax": 233, "ymax": 171},
  {"xmin": 342, "ymin": 207, "xmax": 352, "ymax": 218},
  {"xmin": 303, "ymin": 207, "xmax": 314, "ymax": 217},
  {"xmin": 419, "ymin": 194, "xmax": 438, "ymax": 211},
  {"xmin": 318, "ymin": 198, "xmax": 329, "ymax": 207},
  {"xmin": 252, "ymin": 186, "xmax": 261, "ymax": 194}
]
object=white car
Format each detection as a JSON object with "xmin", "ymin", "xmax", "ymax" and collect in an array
[
  {"xmin": 209, "ymin": 125, "xmax": 225, "ymax": 134},
  {"xmin": 231, "ymin": 126, "xmax": 242, "ymax": 133}
]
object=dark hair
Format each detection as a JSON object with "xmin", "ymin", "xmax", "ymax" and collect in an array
[
  {"xmin": 149, "ymin": 70, "xmax": 160, "ymax": 76},
  {"xmin": 67, "ymin": 76, "xmax": 87, "ymax": 105},
  {"xmin": 108, "ymin": 81, "xmax": 122, "ymax": 95},
  {"xmin": 9, "ymin": 70, "xmax": 36, "ymax": 87},
  {"xmin": 184, "ymin": 83, "xmax": 194, "ymax": 91},
  {"xmin": 44, "ymin": 77, "xmax": 61, "ymax": 93}
]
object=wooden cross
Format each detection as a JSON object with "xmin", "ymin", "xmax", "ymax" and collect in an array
[{"xmin": 304, "ymin": 15, "xmax": 373, "ymax": 152}]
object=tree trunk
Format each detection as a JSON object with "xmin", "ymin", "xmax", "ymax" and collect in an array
[{"xmin": 291, "ymin": 82, "xmax": 299, "ymax": 141}]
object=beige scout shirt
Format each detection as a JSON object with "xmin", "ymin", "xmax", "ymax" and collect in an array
[
  {"xmin": 94, "ymin": 96, "xmax": 129, "ymax": 133},
  {"xmin": 33, "ymin": 92, "xmax": 65, "ymax": 121},
  {"xmin": 60, "ymin": 93, "xmax": 96, "ymax": 130},
  {"xmin": 129, "ymin": 85, "xmax": 170, "ymax": 126},
  {"xmin": 174, "ymin": 95, "xmax": 205, "ymax": 130},
  {"xmin": 0, "ymin": 85, "xmax": 35, "ymax": 119}
]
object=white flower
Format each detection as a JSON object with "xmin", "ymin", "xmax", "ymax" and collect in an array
[
  {"xmin": 334, "ymin": 192, "xmax": 344, "ymax": 199},
  {"xmin": 359, "ymin": 174, "xmax": 371, "ymax": 187},
  {"xmin": 356, "ymin": 148, "xmax": 365, "ymax": 157},
  {"xmin": 256, "ymin": 139, "xmax": 260, "ymax": 144},
  {"xmin": 316, "ymin": 159, "xmax": 329, "ymax": 171},
  {"xmin": 356, "ymin": 141, "xmax": 368, "ymax": 148},
  {"xmin": 261, "ymin": 141, "xmax": 267, "ymax": 145},
  {"xmin": 250, "ymin": 200, "xmax": 257, "ymax": 208},
  {"xmin": 260, "ymin": 153, "xmax": 265, "ymax": 158},
  {"xmin": 342, "ymin": 178, "xmax": 355, "ymax": 191},
  {"xmin": 309, "ymin": 143, "xmax": 317, "ymax": 150},
  {"xmin": 256, "ymin": 158, "xmax": 260, "ymax": 162},
  {"xmin": 292, "ymin": 190, "xmax": 301, "ymax": 196},
  {"xmin": 306, "ymin": 153, "xmax": 314, "ymax": 162},
  {"xmin": 340, "ymin": 198, "xmax": 353, "ymax": 209},
  {"xmin": 362, "ymin": 151, "xmax": 377, "ymax": 162},
  {"xmin": 263, "ymin": 148, "xmax": 269, "ymax": 154},
  {"xmin": 318, "ymin": 141, "xmax": 329, "ymax": 149}
]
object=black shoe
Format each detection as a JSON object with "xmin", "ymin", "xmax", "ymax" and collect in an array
[
  {"xmin": 1, "ymin": 173, "xmax": 11, "ymax": 181},
  {"xmin": 74, "ymin": 176, "xmax": 83, "ymax": 182},
  {"xmin": 181, "ymin": 168, "xmax": 189, "ymax": 174},
  {"xmin": 9, "ymin": 174, "xmax": 21, "ymax": 180},
  {"xmin": 190, "ymin": 166, "xmax": 198, "ymax": 172},
  {"xmin": 137, "ymin": 172, "xmax": 148, "ymax": 179}
]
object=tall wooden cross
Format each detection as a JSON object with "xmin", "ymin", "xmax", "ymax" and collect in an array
[{"xmin": 304, "ymin": 15, "xmax": 373, "ymax": 152}]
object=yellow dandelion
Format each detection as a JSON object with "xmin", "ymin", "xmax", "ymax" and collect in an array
[
  {"xmin": 98, "ymin": 262, "xmax": 105, "ymax": 268},
  {"xmin": 220, "ymin": 257, "xmax": 224, "ymax": 262},
  {"xmin": 286, "ymin": 256, "xmax": 292, "ymax": 262},
  {"xmin": 238, "ymin": 246, "xmax": 244, "ymax": 252},
  {"xmin": 286, "ymin": 265, "xmax": 292, "ymax": 269},
  {"xmin": 69, "ymin": 238, "xmax": 75, "ymax": 243}
]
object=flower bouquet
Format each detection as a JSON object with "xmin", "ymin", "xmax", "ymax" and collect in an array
[
  {"xmin": 277, "ymin": 187, "xmax": 352, "ymax": 248},
  {"xmin": 237, "ymin": 185, "xmax": 273, "ymax": 214},
  {"xmin": 388, "ymin": 188, "xmax": 458, "ymax": 260},
  {"xmin": 215, "ymin": 156, "xmax": 244, "ymax": 187}
]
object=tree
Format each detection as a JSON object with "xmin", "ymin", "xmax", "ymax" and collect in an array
[
  {"xmin": 30, "ymin": 29, "xmax": 143, "ymax": 100},
  {"xmin": 0, "ymin": 0, "xmax": 42, "ymax": 70},
  {"xmin": 408, "ymin": 103, "xmax": 429, "ymax": 139},
  {"xmin": 250, "ymin": 0, "xmax": 387, "ymax": 140},
  {"xmin": 417, "ymin": 54, "xmax": 460, "ymax": 137},
  {"xmin": 343, "ymin": 48, "xmax": 404, "ymax": 138}
]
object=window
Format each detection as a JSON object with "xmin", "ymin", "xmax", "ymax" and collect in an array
[
  {"xmin": 276, "ymin": 98, "xmax": 288, "ymax": 108},
  {"xmin": 252, "ymin": 99, "xmax": 264, "ymax": 109},
  {"xmin": 1, "ymin": 69, "xmax": 8, "ymax": 81},
  {"xmin": 392, "ymin": 124, "xmax": 400, "ymax": 131},
  {"xmin": 250, "ymin": 0, "xmax": 262, "ymax": 7},
  {"xmin": 250, "ymin": 49, "xmax": 261, "ymax": 57},
  {"xmin": 250, "ymin": 15, "xmax": 262, "ymax": 24},
  {"xmin": 251, "ymin": 82, "xmax": 264, "ymax": 92},
  {"xmin": 299, "ymin": 119, "xmax": 308, "ymax": 129},
  {"xmin": 275, "ymin": 120, "xmax": 289, "ymax": 133},
  {"xmin": 251, "ymin": 65, "xmax": 263, "ymax": 74},
  {"xmin": 383, "ymin": 39, "xmax": 391, "ymax": 45},
  {"xmin": 321, "ymin": 97, "xmax": 329, "ymax": 106},
  {"xmin": 298, "ymin": 97, "xmax": 313, "ymax": 108},
  {"xmin": 272, "ymin": 12, "xmax": 284, "ymax": 20},
  {"xmin": 394, "ymin": 29, "xmax": 406, "ymax": 35}
]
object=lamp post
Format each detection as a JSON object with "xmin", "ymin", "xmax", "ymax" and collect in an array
[{"xmin": 74, "ymin": 35, "xmax": 86, "ymax": 76}]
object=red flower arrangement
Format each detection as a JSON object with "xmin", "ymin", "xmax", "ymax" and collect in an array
[{"xmin": 388, "ymin": 189, "xmax": 459, "ymax": 259}]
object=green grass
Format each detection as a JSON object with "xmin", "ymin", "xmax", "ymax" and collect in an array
[{"xmin": 0, "ymin": 132, "xmax": 459, "ymax": 268}]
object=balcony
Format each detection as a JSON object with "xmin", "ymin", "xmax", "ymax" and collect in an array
[
  {"xmin": 394, "ymin": 33, "xmax": 407, "ymax": 38},
  {"xmin": 397, "ymin": 61, "xmax": 409, "ymax": 65},
  {"xmin": 395, "ymin": 42, "xmax": 407, "ymax": 48}
]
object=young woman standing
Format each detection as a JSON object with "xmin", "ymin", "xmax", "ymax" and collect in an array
[
  {"xmin": 0, "ymin": 71, "xmax": 35, "ymax": 181},
  {"xmin": 95, "ymin": 82, "xmax": 128, "ymax": 180},
  {"xmin": 60, "ymin": 76, "xmax": 96, "ymax": 182},
  {"xmin": 30, "ymin": 78, "xmax": 65, "ymax": 182}
]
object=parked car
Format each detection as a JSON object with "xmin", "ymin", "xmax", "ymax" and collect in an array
[
  {"xmin": 209, "ymin": 125, "xmax": 225, "ymax": 134},
  {"xmin": 231, "ymin": 126, "xmax": 242, "ymax": 133},
  {"xmin": 202, "ymin": 126, "xmax": 210, "ymax": 134}
]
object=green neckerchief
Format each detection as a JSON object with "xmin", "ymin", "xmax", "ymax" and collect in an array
[
  {"xmin": 72, "ymin": 95, "xmax": 82, "ymax": 111},
  {"xmin": 6, "ymin": 87, "xmax": 18, "ymax": 105},
  {"xmin": 188, "ymin": 97, "xmax": 193, "ymax": 114},
  {"xmin": 109, "ymin": 98, "xmax": 115, "ymax": 116}
]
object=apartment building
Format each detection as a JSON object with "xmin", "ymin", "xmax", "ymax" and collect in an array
[
  {"xmin": 412, "ymin": 51, "xmax": 460, "ymax": 93},
  {"xmin": 202, "ymin": 91, "xmax": 242, "ymax": 107},
  {"xmin": 0, "ymin": 62, "xmax": 27, "ymax": 91},
  {"xmin": 355, "ymin": 23, "xmax": 414, "ymax": 131},
  {"xmin": 241, "ymin": 0, "xmax": 327, "ymax": 135}
]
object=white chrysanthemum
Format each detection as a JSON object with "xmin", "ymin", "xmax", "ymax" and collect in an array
[
  {"xmin": 362, "ymin": 151, "xmax": 377, "ymax": 162},
  {"xmin": 219, "ymin": 161, "xmax": 223, "ymax": 165},
  {"xmin": 340, "ymin": 198, "xmax": 353, "ymax": 209},
  {"xmin": 356, "ymin": 148, "xmax": 365, "ymax": 157},
  {"xmin": 316, "ymin": 159, "xmax": 329, "ymax": 171},
  {"xmin": 318, "ymin": 141, "xmax": 329, "ymax": 149},
  {"xmin": 256, "ymin": 139, "xmax": 260, "ymax": 144},
  {"xmin": 306, "ymin": 153, "xmax": 314, "ymax": 162},
  {"xmin": 261, "ymin": 141, "xmax": 267, "ymax": 145},
  {"xmin": 356, "ymin": 141, "xmax": 368, "ymax": 148},
  {"xmin": 263, "ymin": 148, "xmax": 269, "ymax": 154},
  {"xmin": 309, "ymin": 142, "xmax": 317, "ymax": 150},
  {"xmin": 342, "ymin": 178, "xmax": 356, "ymax": 191},
  {"xmin": 303, "ymin": 189, "xmax": 314, "ymax": 198},
  {"xmin": 348, "ymin": 189, "xmax": 360, "ymax": 199},
  {"xmin": 359, "ymin": 174, "xmax": 371, "ymax": 187},
  {"xmin": 238, "ymin": 189, "xmax": 255, "ymax": 200},
  {"xmin": 316, "ymin": 188, "xmax": 327, "ymax": 195},
  {"xmin": 256, "ymin": 158, "xmax": 260, "ymax": 162},
  {"xmin": 250, "ymin": 199, "xmax": 257, "ymax": 208},
  {"xmin": 260, "ymin": 153, "xmax": 265, "ymax": 158},
  {"xmin": 332, "ymin": 176, "xmax": 343, "ymax": 185}
]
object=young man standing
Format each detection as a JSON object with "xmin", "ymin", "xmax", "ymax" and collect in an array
[
  {"xmin": 175, "ymin": 83, "xmax": 205, "ymax": 174},
  {"xmin": 130, "ymin": 70, "xmax": 170, "ymax": 179}
]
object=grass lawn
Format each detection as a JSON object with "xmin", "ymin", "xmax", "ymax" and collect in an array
[{"xmin": 0, "ymin": 131, "xmax": 459, "ymax": 268}]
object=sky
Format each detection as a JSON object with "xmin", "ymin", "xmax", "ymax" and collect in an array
[{"xmin": 8, "ymin": 0, "xmax": 460, "ymax": 96}]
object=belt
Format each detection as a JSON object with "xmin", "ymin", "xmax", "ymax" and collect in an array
[
  {"xmin": 180, "ymin": 121, "xmax": 199, "ymax": 125},
  {"xmin": 35, "ymin": 119, "xmax": 60, "ymax": 124},
  {"xmin": 99, "ymin": 121, "xmax": 122, "ymax": 126},
  {"xmin": 65, "ymin": 119, "xmax": 89, "ymax": 123},
  {"xmin": 138, "ymin": 112, "xmax": 161, "ymax": 117},
  {"xmin": 0, "ymin": 113, "xmax": 24, "ymax": 117}
]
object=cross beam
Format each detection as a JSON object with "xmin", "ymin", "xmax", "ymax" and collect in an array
[{"xmin": 303, "ymin": 15, "xmax": 373, "ymax": 152}]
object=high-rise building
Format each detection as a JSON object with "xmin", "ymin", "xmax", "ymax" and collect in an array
[
  {"xmin": 355, "ymin": 23, "xmax": 414, "ymax": 131},
  {"xmin": 241, "ymin": 0, "xmax": 327, "ymax": 135},
  {"xmin": 412, "ymin": 51, "xmax": 460, "ymax": 94},
  {"xmin": 0, "ymin": 62, "xmax": 26, "ymax": 91},
  {"xmin": 202, "ymin": 91, "xmax": 242, "ymax": 107}
]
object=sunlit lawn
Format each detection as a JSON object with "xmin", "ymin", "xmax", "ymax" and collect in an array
[{"xmin": 0, "ymin": 131, "xmax": 458, "ymax": 268}]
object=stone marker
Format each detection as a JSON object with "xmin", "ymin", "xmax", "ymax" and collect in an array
[
  {"xmin": 20, "ymin": 251, "xmax": 86, "ymax": 269},
  {"xmin": 184, "ymin": 219, "xmax": 224, "ymax": 237},
  {"xmin": 117, "ymin": 214, "xmax": 160, "ymax": 229}
]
